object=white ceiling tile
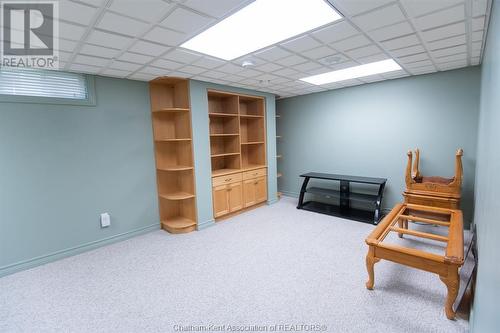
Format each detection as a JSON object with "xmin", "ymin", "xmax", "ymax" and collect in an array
[
  {"xmin": 331, "ymin": 0, "xmax": 394, "ymax": 15},
  {"xmin": 183, "ymin": 0, "xmax": 246, "ymax": 18},
  {"xmin": 414, "ymin": 4, "xmax": 465, "ymax": 31},
  {"xmin": 381, "ymin": 34, "xmax": 420, "ymax": 50},
  {"xmin": 140, "ymin": 66, "xmax": 171, "ymax": 76},
  {"xmin": 237, "ymin": 69, "xmax": 262, "ymax": 78},
  {"xmin": 101, "ymin": 68, "xmax": 129, "ymax": 78},
  {"xmin": 217, "ymin": 63, "xmax": 245, "ymax": 74},
  {"xmin": 398, "ymin": 52, "xmax": 429, "ymax": 64},
  {"xmin": 97, "ymin": 12, "xmax": 150, "ymax": 37},
  {"xmin": 302, "ymin": 46, "xmax": 337, "ymax": 60},
  {"xmin": 422, "ymin": 22, "xmax": 466, "ymax": 42},
  {"xmin": 191, "ymin": 57, "xmax": 226, "ymax": 69},
  {"xmin": 74, "ymin": 54, "xmax": 110, "ymax": 67},
  {"xmin": 344, "ymin": 44, "xmax": 381, "ymax": 58},
  {"xmin": 109, "ymin": 60, "xmax": 143, "ymax": 71},
  {"xmin": 255, "ymin": 63, "xmax": 284, "ymax": 72},
  {"xmin": 118, "ymin": 52, "xmax": 154, "ymax": 64},
  {"xmin": 472, "ymin": 48, "xmax": 481, "ymax": 58},
  {"xmin": 404, "ymin": 59, "xmax": 433, "ymax": 69},
  {"xmin": 178, "ymin": 65, "xmax": 207, "ymax": 75},
  {"xmin": 273, "ymin": 68, "xmax": 301, "ymax": 77},
  {"xmin": 472, "ymin": 16, "xmax": 486, "ymax": 31},
  {"xmin": 471, "ymin": 57, "xmax": 481, "ymax": 66},
  {"xmin": 427, "ymin": 34, "xmax": 466, "ymax": 50},
  {"xmin": 352, "ymin": 4, "xmax": 406, "ymax": 31},
  {"xmin": 59, "ymin": 22, "xmax": 87, "ymax": 41},
  {"xmin": 435, "ymin": 53, "xmax": 467, "ymax": 64},
  {"xmin": 472, "ymin": 41, "xmax": 483, "ymax": 51},
  {"xmin": 108, "ymin": 0, "xmax": 172, "ymax": 22},
  {"xmin": 278, "ymin": 55, "xmax": 308, "ymax": 66},
  {"xmin": 381, "ymin": 70, "xmax": 408, "ymax": 79},
  {"xmin": 431, "ymin": 44, "xmax": 467, "ymax": 58},
  {"xmin": 60, "ymin": 1, "xmax": 97, "ymax": 25},
  {"xmin": 437, "ymin": 59, "xmax": 468, "ymax": 70},
  {"xmin": 401, "ymin": 0, "xmax": 462, "ymax": 17},
  {"xmin": 129, "ymin": 73, "xmax": 157, "ymax": 81},
  {"xmin": 368, "ymin": 21, "xmax": 414, "ymax": 41},
  {"xmin": 151, "ymin": 58, "xmax": 184, "ymax": 70},
  {"xmin": 58, "ymin": 51, "xmax": 72, "ymax": 62},
  {"xmin": 87, "ymin": 30, "xmax": 134, "ymax": 49},
  {"xmin": 330, "ymin": 34, "xmax": 371, "ymax": 51},
  {"xmin": 58, "ymin": 39, "xmax": 78, "ymax": 52},
  {"xmin": 80, "ymin": 44, "xmax": 120, "ymax": 58},
  {"xmin": 223, "ymin": 74, "xmax": 246, "ymax": 83},
  {"xmin": 408, "ymin": 66, "xmax": 436, "ymax": 75},
  {"xmin": 160, "ymin": 8, "xmax": 213, "ymax": 34},
  {"xmin": 390, "ymin": 44, "xmax": 425, "ymax": 57},
  {"xmin": 472, "ymin": 30, "xmax": 484, "ymax": 42},
  {"xmin": 143, "ymin": 27, "xmax": 187, "ymax": 45},
  {"xmin": 254, "ymin": 47, "xmax": 292, "ymax": 61},
  {"xmin": 129, "ymin": 40, "xmax": 170, "ymax": 56},
  {"xmin": 312, "ymin": 21, "xmax": 359, "ymax": 44},
  {"xmin": 81, "ymin": 0, "xmax": 105, "ymax": 7},
  {"xmin": 163, "ymin": 49, "xmax": 202, "ymax": 64},
  {"xmin": 281, "ymin": 35, "xmax": 322, "ymax": 52},
  {"xmin": 70, "ymin": 63, "xmax": 101, "ymax": 74},
  {"xmin": 472, "ymin": 0, "xmax": 488, "ymax": 17},
  {"xmin": 201, "ymin": 71, "xmax": 230, "ymax": 79},
  {"xmin": 357, "ymin": 53, "xmax": 389, "ymax": 64},
  {"xmin": 293, "ymin": 61, "xmax": 323, "ymax": 73}
]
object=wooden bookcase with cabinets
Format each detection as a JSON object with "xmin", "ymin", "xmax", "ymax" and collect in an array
[
  {"xmin": 208, "ymin": 90, "xmax": 268, "ymax": 219},
  {"xmin": 150, "ymin": 77, "xmax": 197, "ymax": 234}
]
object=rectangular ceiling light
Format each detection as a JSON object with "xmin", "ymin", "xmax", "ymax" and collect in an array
[
  {"xmin": 300, "ymin": 59, "xmax": 402, "ymax": 85},
  {"xmin": 181, "ymin": 0, "xmax": 342, "ymax": 60}
]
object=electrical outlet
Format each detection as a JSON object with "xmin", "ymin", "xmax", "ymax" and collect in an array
[{"xmin": 100, "ymin": 213, "xmax": 111, "ymax": 228}]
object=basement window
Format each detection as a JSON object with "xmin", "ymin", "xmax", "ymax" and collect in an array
[{"xmin": 0, "ymin": 68, "xmax": 95, "ymax": 105}]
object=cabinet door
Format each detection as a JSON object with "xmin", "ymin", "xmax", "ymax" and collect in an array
[
  {"xmin": 213, "ymin": 185, "xmax": 229, "ymax": 218},
  {"xmin": 255, "ymin": 176, "xmax": 268, "ymax": 203},
  {"xmin": 243, "ymin": 179, "xmax": 257, "ymax": 207},
  {"xmin": 228, "ymin": 182, "xmax": 243, "ymax": 212}
]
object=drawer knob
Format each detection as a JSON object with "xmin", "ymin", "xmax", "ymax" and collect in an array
[{"xmin": 225, "ymin": 178, "xmax": 231, "ymax": 181}]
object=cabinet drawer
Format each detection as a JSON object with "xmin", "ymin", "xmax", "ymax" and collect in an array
[
  {"xmin": 242, "ymin": 167, "xmax": 267, "ymax": 180},
  {"xmin": 213, "ymin": 173, "xmax": 242, "ymax": 187}
]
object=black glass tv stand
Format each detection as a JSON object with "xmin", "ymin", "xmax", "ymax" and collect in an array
[{"xmin": 297, "ymin": 172, "xmax": 387, "ymax": 224}]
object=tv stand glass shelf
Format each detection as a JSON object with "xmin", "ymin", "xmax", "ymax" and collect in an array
[{"xmin": 297, "ymin": 172, "xmax": 387, "ymax": 224}]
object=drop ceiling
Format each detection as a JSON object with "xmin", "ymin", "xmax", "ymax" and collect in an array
[{"xmin": 49, "ymin": 0, "xmax": 491, "ymax": 97}]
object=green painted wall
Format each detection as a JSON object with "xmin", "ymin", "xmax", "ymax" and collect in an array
[
  {"xmin": 471, "ymin": 1, "xmax": 500, "ymax": 331},
  {"xmin": 189, "ymin": 80, "xmax": 278, "ymax": 229},
  {"xmin": 276, "ymin": 67, "xmax": 480, "ymax": 224},
  {"xmin": 0, "ymin": 75, "xmax": 160, "ymax": 276}
]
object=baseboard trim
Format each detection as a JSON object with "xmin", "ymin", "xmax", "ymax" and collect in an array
[
  {"xmin": 267, "ymin": 198, "xmax": 279, "ymax": 205},
  {"xmin": 197, "ymin": 219, "xmax": 215, "ymax": 230},
  {"xmin": 0, "ymin": 223, "xmax": 160, "ymax": 278},
  {"xmin": 280, "ymin": 190, "xmax": 299, "ymax": 198}
]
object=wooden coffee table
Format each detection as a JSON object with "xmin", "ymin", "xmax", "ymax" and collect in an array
[{"xmin": 365, "ymin": 203, "xmax": 464, "ymax": 319}]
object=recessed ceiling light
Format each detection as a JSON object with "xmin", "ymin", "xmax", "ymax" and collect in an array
[
  {"xmin": 300, "ymin": 59, "xmax": 402, "ymax": 85},
  {"xmin": 181, "ymin": 0, "xmax": 342, "ymax": 60}
]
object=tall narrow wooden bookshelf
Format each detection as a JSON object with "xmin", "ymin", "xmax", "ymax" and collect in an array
[
  {"xmin": 208, "ymin": 90, "xmax": 267, "ymax": 219},
  {"xmin": 276, "ymin": 112, "xmax": 282, "ymax": 198},
  {"xmin": 150, "ymin": 77, "xmax": 197, "ymax": 234}
]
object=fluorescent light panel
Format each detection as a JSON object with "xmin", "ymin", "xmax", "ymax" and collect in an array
[
  {"xmin": 181, "ymin": 0, "xmax": 342, "ymax": 60},
  {"xmin": 300, "ymin": 59, "xmax": 402, "ymax": 85}
]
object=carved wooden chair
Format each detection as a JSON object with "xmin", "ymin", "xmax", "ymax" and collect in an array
[{"xmin": 403, "ymin": 149, "xmax": 463, "ymax": 209}]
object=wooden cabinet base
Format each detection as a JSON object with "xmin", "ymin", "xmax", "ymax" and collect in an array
[
  {"xmin": 214, "ymin": 201, "xmax": 267, "ymax": 222},
  {"xmin": 161, "ymin": 217, "xmax": 197, "ymax": 234}
]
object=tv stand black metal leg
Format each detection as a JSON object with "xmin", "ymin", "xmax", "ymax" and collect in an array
[
  {"xmin": 373, "ymin": 183, "xmax": 386, "ymax": 224},
  {"xmin": 297, "ymin": 176, "xmax": 311, "ymax": 209}
]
